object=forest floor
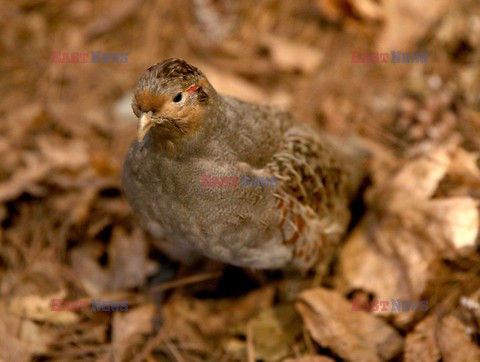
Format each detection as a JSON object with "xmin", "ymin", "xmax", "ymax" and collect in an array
[{"xmin": 1, "ymin": 0, "xmax": 480, "ymax": 361}]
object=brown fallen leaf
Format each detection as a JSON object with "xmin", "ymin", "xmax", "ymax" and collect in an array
[
  {"xmin": 71, "ymin": 227, "xmax": 157, "ymax": 295},
  {"xmin": 386, "ymin": 144, "xmax": 480, "ymax": 256},
  {"xmin": 315, "ymin": 0, "xmax": 383, "ymax": 23},
  {"xmin": 161, "ymin": 294, "xmax": 211, "ymax": 355},
  {"xmin": 335, "ymin": 224, "xmax": 414, "ymax": 316},
  {"xmin": 112, "ymin": 303, "xmax": 156, "ymax": 361},
  {"xmin": 161, "ymin": 286, "xmax": 276, "ymax": 359},
  {"xmin": 0, "ymin": 136, "xmax": 89, "ymax": 203},
  {"xmin": 336, "ymin": 141, "xmax": 479, "ymax": 326},
  {"xmin": 437, "ymin": 315, "xmax": 480, "ymax": 361},
  {"xmin": 247, "ymin": 304, "xmax": 303, "ymax": 362},
  {"xmin": 197, "ymin": 62, "xmax": 270, "ymax": 104},
  {"xmin": 386, "ymin": 146, "xmax": 451, "ymax": 204},
  {"xmin": 70, "ymin": 242, "xmax": 111, "ymax": 296},
  {"xmin": 18, "ymin": 319, "xmax": 53, "ymax": 354},
  {"xmin": 296, "ymin": 288, "xmax": 403, "ymax": 361},
  {"xmin": 108, "ymin": 227, "xmax": 158, "ymax": 291},
  {"xmin": 0, "ymin": 312, "xmax": 31, "ymax": 362},
  {"xmin": 420, "ymin": 197, "xmax": 479, "ymax": 256},
  {"xmin": 191, "ymin": 0, "xmax": 237, "ymax": 43},
  {"xmin": 37, "ymin": 137, "xmax": 89, "ymax": 170},
  {"xmin": 448, "ymin": 146, "xmax": 480, "ymax": 183},
  {"xmin": 404, "ymin": 316, "xmax": 440, "ymax": 362},
  {"xmin": 377, "ymin": 0, "xmax": 453, "ymax": 52},
  {"xmin": 353, "ymin": 0, "xmax": 384, "ymax": 21},
  {"xmin": 8, "ymin": 291, "xmax": 80, "ymax": 325},
  {"xmin": 0, "ymin": 154, "xmax": 52, "ymax": 203},
  {"xmin": 83, "ymin": 0, "xmax": 145, "ymax": 40},
  {"xmin": 195, "ymin": 60, "xmax": 292, "ymax": 109},
  {"xmin": 262, "ymin": 35, "xmax": 323, "ymax": 73}
]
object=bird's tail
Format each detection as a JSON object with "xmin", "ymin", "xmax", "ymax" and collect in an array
[{"xmin": 327, "ymin": 135, "xmax": 371, "ymax": 202}]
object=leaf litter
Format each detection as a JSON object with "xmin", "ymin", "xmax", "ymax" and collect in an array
[{"xmin": 0, "ymin": 0, "xmax": 479, "ymax": 360}]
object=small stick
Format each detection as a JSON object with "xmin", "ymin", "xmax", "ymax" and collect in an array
[
  {"xmin": 246, "ymin": 322, "xmax": 255, "ymax": 362},
  {"xmin": 148, "ymin": 271, "xmax": 222, "ymax": 293}
]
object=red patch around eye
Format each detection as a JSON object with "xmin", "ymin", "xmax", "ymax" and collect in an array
[{"xmin": 187, "ymin": 85, "xmax": 200, "ymax": 93}]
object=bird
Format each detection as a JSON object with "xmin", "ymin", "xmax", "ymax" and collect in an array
[{"xmin": 122, "ymin": 58, "xmax": 368, "ymax": 273}]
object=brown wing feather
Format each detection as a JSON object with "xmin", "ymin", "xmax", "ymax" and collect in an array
[{"xmin": 267, "ymin": 125, "xmax": 359, "ymax": 271}]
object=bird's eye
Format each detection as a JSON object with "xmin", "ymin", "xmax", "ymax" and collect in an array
[{"xmin": 172, "ymin": 93, "xmax": 183, "ymax": 103}]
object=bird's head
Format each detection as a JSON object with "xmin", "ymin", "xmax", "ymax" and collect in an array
[{"xmin": 132, "ymin": 58, "xmax": 213, "ymax": 143}]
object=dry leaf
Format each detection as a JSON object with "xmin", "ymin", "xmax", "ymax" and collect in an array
[
  {"xmin": 316, "ymin": 0, "xmax": 383, "ymax": 22},
  {"xmin": 0, "ymin": 137, "xmax": 89, "ymax": 203},
  {"xmin": 335, "ymin": 225, "xmax": 414, "ymax": 316},
  {"xmin": 437, "ymin": 315, "xmax": 480, "ymax": 361},
  {"xmin": 339, "ymin": 143, "xmax": 479, "ymax": 327},
  {"xmin": 37, "ymin": 137, "xmax": 88, "ymax": 170},
  {"xmin": 296, "ymin": 288, "xmax": 403, "ymax": 361},
  {"xmin": 8, "ymin": 292, "xmax": 80, "ymax": 325},
  {"xmin": 353, "ymin": 0, "xmax": 383, "ymax": 20},
  {"xmin": 448, "ymin": 147, "xmax": 480, "ymax": 181},
  {"xmin": 112, "ymin": 304, "xmax": 156, "ymax": 361},
  {"xmin": 18, "ymin": 319, "xmax": 52, "ymax": 354},
  {"xmin": 0, "ymin": 155, "xmax": 52, "ymax": 203},
  {"xmin": 162, "ymin": 295, "xmax": 211, "ymax": 354},
  {"xmin": 405, "ymin": 316, "xmax": 440, "ymax": 362},
  {"xmin": 0, "ymin": 312, "xmax": 31, "ymax": 362},
  {"xmin": 2, "ymin": 1, "xmax": 480, "ymax": 361},
  {"xmin": 248, "ymin": 304, "xmax": 302, "ymax": 362},
  {"xmin": 71, "ymin": 242, "xmax": 111, "ymax": 296},
  {"xmin": 161, "ymin": 287, "xmax": 276, "ymax": 357},
  {"xmin": 388, "ymin": 146, "xmax": 450, "ymax": 205},
  {"xmin": 263, "ymin": 35, "xmax": 323, "ymax": 73},
  {"xmin": 421, "ymin": 197, "xmax": 479, "ymax": 254},
  {"xmin": 108, "ymin": 227, "xmax": 158, "ymax": 291},
  {"xmin": 198, "ymin": 63, "xmax": 269, "ymax": 104},
  {"xmin": 377, "ymin": 0, "xmax": 453, "ymax": 51}
]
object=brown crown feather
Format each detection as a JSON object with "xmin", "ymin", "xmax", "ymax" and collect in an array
[{"xmin": 136, "ymin": 58, "xmax": 205, "ymax": 94}]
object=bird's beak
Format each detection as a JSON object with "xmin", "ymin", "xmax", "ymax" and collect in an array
[{"xmin": 137, "ymin": 113, "xmax": 155, "ymax": 142}]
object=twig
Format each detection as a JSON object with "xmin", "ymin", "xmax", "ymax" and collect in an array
[
  {"xmin": 84, "ymin": 0, "xmax": 145, "ymax": 40},
  {"xmin": 303, "ymin": 326, "xmax": 316, "ymax": 356},
  {"xmin": 246, "ymin": 322, "xmax": 255, "ymax": 362},
  {"xmin": 132, "ymin": 331, "xmax": 164, "ymax": 362},
  {"xmin": 164, "ymin": 337, "xmax": 186, "ymax": 362},
  {"xmin": 149, "ymin": 271, "xmax": 222, "ymax": 293}
]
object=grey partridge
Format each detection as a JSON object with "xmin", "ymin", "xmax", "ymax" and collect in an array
[{"xmin": 122, "ymin": 58, "xmax": 368, "ymax": 272}]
